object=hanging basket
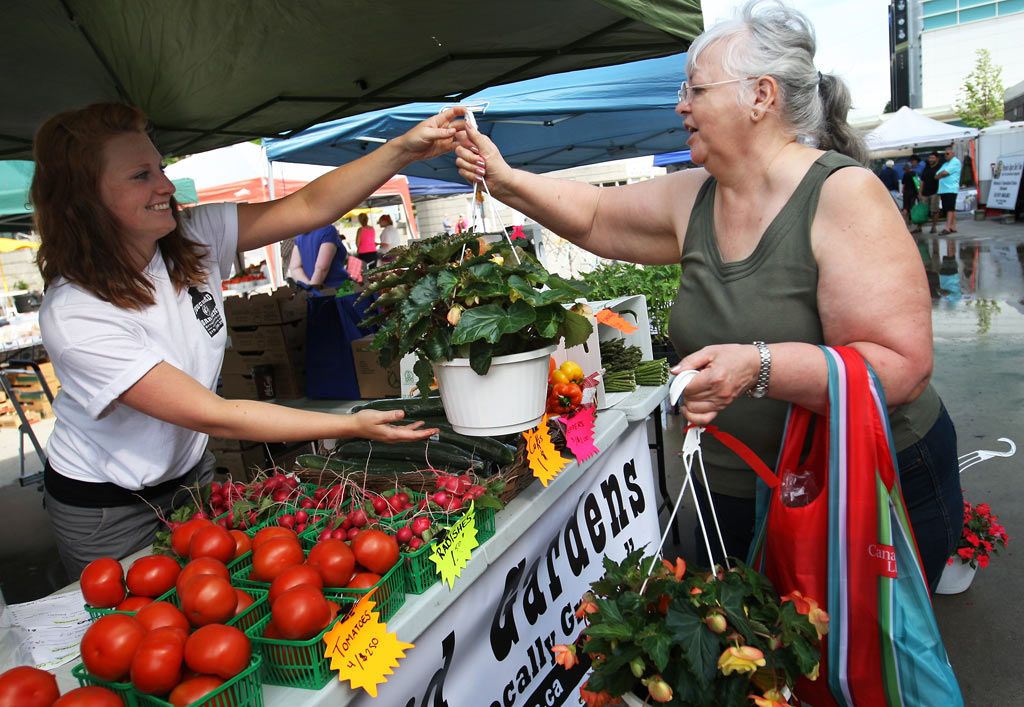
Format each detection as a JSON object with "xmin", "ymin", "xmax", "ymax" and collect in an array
[
  {"xmin": 935, "ymin": 558, "xmax": 977, "ymax": 595},
  {"xmin": 433, "ymin": 344, "xmax": 556, "ymax": 436}
]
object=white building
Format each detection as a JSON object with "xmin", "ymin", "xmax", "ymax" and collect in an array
[{"xmin": 919, "ymin": 0, "xmax": 1024, "ymax": 110}]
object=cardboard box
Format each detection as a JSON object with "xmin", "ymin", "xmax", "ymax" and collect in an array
[
  {"xmin": 351, "ymin": 335, "xmax": 401, "ymax": 399},
  {"xmin": 228, "ymin": 319, "xmax": 306, "ymax": 356},
  {"xmin": 211, "ymin": 445, "xmax": 266, "ymax": 482},
  {"xmin": 220, "ymin": 365, "xmax": 305, "ymax": 401},
  {"xmin": 223, "ymin": 287, "xmax": 308, "ymax": 327},
  {"xmin": 18, "ymin": 397, "xmax": 52, "ymax": 417}
]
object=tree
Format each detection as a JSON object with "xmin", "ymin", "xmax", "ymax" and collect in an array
[{"xmin": 955, "ymin": 49, "xmax": 1004, "ymax": 129}]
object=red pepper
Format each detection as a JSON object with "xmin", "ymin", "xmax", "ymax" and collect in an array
[{"xmin": 548, "ymin": 382, "xmax": 582, "ymax": 415}]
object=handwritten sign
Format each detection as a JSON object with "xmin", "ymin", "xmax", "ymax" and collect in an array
[
  {"xmin": 595, "ymin": 308, "xmax": 638, "ymax": 334},
  {"xmin": 524, "ymin": 414, "xmax": 568, "ymax": 486},
  {"xmin": 429, "ymin": 501, "xmax": 479, "ymax": 589},
  {"xmin": 324, "ymin": 591, "xmax": 414, "ymax": 697},
  {"xmin": 564, "ymin": 405, "xmax": 599, "ymax": 463}
]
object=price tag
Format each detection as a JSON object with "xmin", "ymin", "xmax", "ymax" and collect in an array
[
  {"xmin": 564, "ymin": 405, "xmax": 599, "ymax": 463},
  {"xmin": 430, "ymin": 501, "xmax": 479, "ymax": 589},
  {"xmin": 324, "ymin": 590, "xmax": 414, "ymax": 697},
  {"xmin": 523, "ymin": 414, "xmax": 568, "ymax": 486},
  {"xmin": 595, "ymin": 308, "xmax": 638, "ymax": 334}
]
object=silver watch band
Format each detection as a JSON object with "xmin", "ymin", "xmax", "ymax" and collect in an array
[{"xmin": 747, "ymin": 341, "xmax": 771, "ymax": 399}]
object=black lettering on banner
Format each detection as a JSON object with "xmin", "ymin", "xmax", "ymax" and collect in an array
[
  {"xmin": 406, "ymin": 630, "xmax": 455, "ymax": 707},
  {"xmin": 522, "ymin": 652, "xmax": 592, "ymax": 707},
  {"xmin": 522, "ymin": 558, "xmax": 548, "ymax": 626},
  {"xmin": 582, "ymin": 493, "xmax": 607, "ymax": 553},
  {"xmin": 623, "ymin": 459, "xmax": 646, "ymax": 515},
  {"xmin": 563, "ymin": 511, "xmax": 590, "ymax": 577},
  {"xmin": 490, "ymin": 559, "xmax": 527, "ymax": 660},
  {"xmin": 544, "ymin": 535, "xmax": 563, "ymax": 603},
  {"xmin": 599, "ymin": 475, "xmax": 628, "ymax": 536}
]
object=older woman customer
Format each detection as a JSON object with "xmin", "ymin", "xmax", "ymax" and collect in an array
[{"xmin": 453, "ymin": 0, "xmax": 961, "ymax": 591}]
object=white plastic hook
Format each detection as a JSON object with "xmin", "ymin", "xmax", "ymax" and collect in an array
[
  {"xmin": 669, "ymin": 369, "xmax": 699, "ymax": 407},
  {"xmin": 958, "ymin": 437, "xmax": 1016, "ymax": 474}
]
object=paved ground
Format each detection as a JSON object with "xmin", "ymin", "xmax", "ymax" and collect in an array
[{"xmin": 0, "ymin": 214, "xmax": 1020, "ymax": 703}]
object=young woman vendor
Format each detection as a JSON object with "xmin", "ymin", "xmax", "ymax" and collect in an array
[{"xmin": 31, "ymin": 103, "xmax": 464, "ymax": 576}]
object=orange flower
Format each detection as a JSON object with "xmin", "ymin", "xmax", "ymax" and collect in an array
[
  {"xmin": 806, "ymin": 662, "xmax": 820, "ymax": 681},
  {"xmin": 717, "ymin": 646, "xmax": 766, "ymax": 676},
  {"xmin": 807, "ymin": 605, "xmax": 830, "ymax": 639},
  {"xmin": 780, "ymin": 589, "xmax": 814, "ymax": 615},
  {"xmin": 575, "ymin": 592, "xmax": 599, "ymax": 620},
  {"xmin": 551, "ymin": 643, "xmax": 579, "ymax": 670},
  {"xmin": 662, "ymin": 557, "xmax": 686, "ymax": 581},
  {"xmin": 579, "ymin": 681, "xmax": 622, "ymax": 706},
  {"xmin": 750, "ymin": 689, "xmax": 789, "ymax": 707}
]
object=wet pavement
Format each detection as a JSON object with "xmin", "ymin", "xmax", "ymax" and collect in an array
[{"xmin": 0, "ymin": 215, "xmax": 1020, "ymax": 703}]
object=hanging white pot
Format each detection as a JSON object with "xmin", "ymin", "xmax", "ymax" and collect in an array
[
  {"xmin": 935, "ymin": 558, "xmax": 977, "ymax": 595},
  {"xmin": 433, "ymin": 344, "xmax": 556, "ymax": 436}
]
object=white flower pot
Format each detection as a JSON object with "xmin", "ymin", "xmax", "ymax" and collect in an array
[
  {"xmin": 935, "ymin": 558, "xmax": 977, "ymax": 594},
  {"xmin": 433, "ymin": 344, "xmax": 556, "ymax": 436}
]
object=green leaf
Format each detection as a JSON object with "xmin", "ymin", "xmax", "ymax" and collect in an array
[
  {"xmin": 468, "ymin": 339, "xmax": 494, "ymax": 375},
  {"xmin": 399, "ymin": 317, "xmax": 430, "ymax": 355},
  {"xmin": 532, "ymin": 304, "xmax": 563, "ymax": 339},
  {"xmin": 665, "ymin": 606, "xmax": 719, "ymax": 688},
  {"xmin": 451, "ymin": 301, "xmax": 536, "ymax": 346},
  {"xmin": 413, "ymin": 357, "xmax": 435, "ymax": 398},
  {"xmin": 436, "ymin": 270, "xmax": 458, "ymax": 300},
  {"xmin": 584, "ymin": 623, "xmax": 634, "ymax": 641},
  {"xmin": 424, "ymin": 326, "xmax": 452, "ymax": 363},
  {"xmin": 640, "ymin": 631, "xmax": 672, "ymax": 673},
  {"xmin": 560, "ymin": 308, "xmax": 593, "ymax": 348}
]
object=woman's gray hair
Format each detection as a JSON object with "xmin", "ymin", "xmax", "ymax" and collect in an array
[{"xmin": 687, "ymin": 0, "xmax": 868, "ymax": 164}]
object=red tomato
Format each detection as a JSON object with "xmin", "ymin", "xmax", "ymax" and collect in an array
[
  {"xmin": 250, "ymin": 537, "xmax": 304, "ymax": 583},
  {"xmin": 188, "ymin": 525, "xmax": 235, "ymax": 564},
  {"xmin": 250, "ymin": 526, "xmax": 298, "ymax": 551},
  {"xmin": 130, "ymin": 628, "xmax": 185, "ymax": 695},
  {"xmin": 52, "ymin": 686, "xmax": 123, "ymax": 706},
  {"xmin": 171, "ymin": 518, "xmax": 213, "ymax": 558},
  {"xmin": 133, "ymin": 601, "xmax": 190, "ymax": 633},
  {"xmin": 327, "ymin": 599, "xmax": 343, "ymax": 623},
  {"xmin": 168, "ymin": 676, "xmax": 223, "ymax": 707},
  {"xmin": 115, "ymin": 596, "xmax": 153, "ymax": 612},
  {"xmin": 80, "ymin": 558, "xmax": 126, "ymax": 609},
  {"xmin": 228, "ymin": 530, "xmax": 251, "ymax": 559},
  {"xmin": 175, "ymin": 558, "xmax": 229, "ymax": 596},
  {"xmin": 80, "ymin": 614, "xmax": 146, "ymax": 682},
  {"xmin": 234, "ymin": 589, "xmax": 254, "ymax": 617},
  {"xmin": 346, "ymin": 572, "xmax": 382, "ymax": 589},
  {"xmin": 268, "ymin": 565, "xmax": 324, "ymax": 605},
  {"xmin": 305, "ymin": 539, "xmax": 355, "ymax": 587},
  {"xmin": 184, "ymin": 625, "xmax": 251, "ymax": 679},
  {"xmin": 0, "ymin": 665, "xmax": 60, "ymax": 707},
  {"xmin": 271, "ymin": 585, "xmax": 331, "ymax": 640},
  {"xmin": 351, "ymin": 529, "xmax": 400, "ymax": 575},
  {"xmin": 179, "ymin": 574, "xmax": 236, "ymax": 627},
  {"xmin": 125, "ymin": 555, "xmax": 180, "ymax": 598}
]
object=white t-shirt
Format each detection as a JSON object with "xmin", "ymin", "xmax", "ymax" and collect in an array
[
  {"xmin": 378, "ymin": 225, "xmax": 400, "ymax": 254},
  {"xmin": 40, "ymin": 203, "xmax": 239, "ymax": 489}
]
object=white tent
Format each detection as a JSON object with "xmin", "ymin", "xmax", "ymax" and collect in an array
[{"xmin": 865, "ymin": 106, "xmax": 979, "ymax": 154}]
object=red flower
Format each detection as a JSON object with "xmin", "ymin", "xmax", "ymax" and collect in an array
[
  {"xmin": 976, "ymin": 503, "xmax": 991, "ymax": 516},
  {"xmin": 958, "ymin": 547, "xmax": 975, "ymax": 560},
  {"xmin": 965, "ymin": 531, "xmax": 980, "ymax": 547},
  {"xmin": 978, "ymin": 554, "xmax": 990, "ymax": 568}
]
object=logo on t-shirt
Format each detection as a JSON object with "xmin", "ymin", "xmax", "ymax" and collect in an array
[{"xmin": 188, "ymin": 286, "xmax": 224, "ymax": 337}]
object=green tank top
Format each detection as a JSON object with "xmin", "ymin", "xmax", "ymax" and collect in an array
[{"xmin": 668, "ymin": 151, "xmax": 941, "ymax": 498}]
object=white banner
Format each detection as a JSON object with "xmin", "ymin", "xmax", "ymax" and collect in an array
[
  {"xmin": 987, "ymin": 155, "xmax": 1024, "ymax": 210},
  {"xmin": 354, "ymin": 422, "xmax": 661, "ymax": 707}
]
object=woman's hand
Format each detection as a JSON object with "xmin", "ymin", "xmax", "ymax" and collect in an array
[
  {"xmin": 392, "ymin": 106, "xmax": 468, "ymax": 163},
  {"xmin": 453, "ymin": 123, "xmax": 515, "ymax": 196},
  {"xmin": 671, "ymin": 344, "xmax": 761, "ymax": 426},
  {"xmin": 350, "ymin": 409, "xmax": 439, "ymax": 442}
]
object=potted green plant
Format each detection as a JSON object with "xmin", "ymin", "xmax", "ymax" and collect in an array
[
  {"xmin": 361, "ymin": 231, "xmax": 593, "ymax": 435},
  {"xmin": 936, "ymin": 497, "xmax": 1010, "ymax": 594},
  {"xmin": 579, "ymin": 263, "xmax": 682, "ymax": 365},
  {"xmin": 551, "ymin": 551, "xmax": 827, "ymax": 706}
]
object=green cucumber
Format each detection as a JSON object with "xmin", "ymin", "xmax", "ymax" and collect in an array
[
  {"xmin": 352, "ymin": 396, "xmax": 446, "ymax": 417},
  {"xmin": 335, "ymin": 441, "xmax": 484, "ymax": 471},
  {"xmin": 293, "ymin": 454, "xmax": 421, "ymax": 475},
  {"xmin": 426, "ymin": 423, "xmax": 516, "ymax": 465}
]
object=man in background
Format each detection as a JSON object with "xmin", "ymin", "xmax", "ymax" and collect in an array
[
  {"xmin": 920, "ymin": 152, "xmax": 942, "ymax": 235},
  {"xmin": 936, "ymin": 146, "xmax": 963, "ymax": 235}
]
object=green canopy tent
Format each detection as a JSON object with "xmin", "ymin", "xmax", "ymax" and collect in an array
[
  {"xmin": 0, "ymin": 160, "xmax": 197, "ymax": 231},
  {"xmin": 0, "ymin": 1, "xmax": 701, "ymax": 159}
]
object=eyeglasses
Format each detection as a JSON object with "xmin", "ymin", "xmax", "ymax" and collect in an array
[{"xmin": 677, "ymin": 77, "xmax": 758, "ymax": 103}]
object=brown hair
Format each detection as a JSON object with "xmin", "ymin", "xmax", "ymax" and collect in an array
[
  {"xmin": 31, "ymin": 103, "xmax": 208, "ymax": 309},
  {"xmin": 357, "ymin": 212, "xmax": 369, "ymax": 227}
]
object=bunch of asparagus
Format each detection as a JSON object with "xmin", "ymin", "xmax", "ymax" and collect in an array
[{"xmin": 600, "ymin": 339, "xmax": 669, "ymax": 392}]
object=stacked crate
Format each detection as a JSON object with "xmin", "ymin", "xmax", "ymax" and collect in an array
[{"xmin": 2, "ymin": 361, "xmax": 60, "ymax": 424}]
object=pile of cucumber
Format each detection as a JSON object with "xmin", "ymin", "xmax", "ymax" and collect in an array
[
  {"xmin": 295, "ymin": 397, "xmax": 518, "ymax": 476},
  {"xmin": 600, "ymin": 339, "xmax": 670, "ymax": 392}
]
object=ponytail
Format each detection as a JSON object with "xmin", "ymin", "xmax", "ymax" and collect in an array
[{"xmin": 817, "ymin": 72, "xmax": 868, "ymax": 165}]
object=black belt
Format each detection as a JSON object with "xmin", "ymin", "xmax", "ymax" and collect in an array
[{"xmin": 44, "ymin": 460, "xmax": 197, "ymax": 508}]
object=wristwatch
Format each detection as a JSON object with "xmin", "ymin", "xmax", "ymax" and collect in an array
[{"xmin": 746, "ymin": 341, "xmax": 772, "ymax": 399}]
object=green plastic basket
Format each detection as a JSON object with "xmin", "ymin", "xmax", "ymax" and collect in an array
[
  {"xmin": 396, "ymin": 504, "xmax": 495, "ymax": 594},
  {"xmin": 247, "ymin": 611, "xmax": 351, "ymax": 690},
  {"xmin": 135, "ymin": 654, "xmax": 264, "ymax": 707},
  {"xmin": 82, "ymin": 605, "xmax": 136, "ymax": 622},
  {"xmin": 324, "ymin": 558, "xmax": 407, "ymax": 622},
  {"xmin": 71, "ymin": 663, "xmax": 139, "ymax": 707},
  {"xmin": 145, "ymin": 587, "xmax": 269, "ymax": 633}
]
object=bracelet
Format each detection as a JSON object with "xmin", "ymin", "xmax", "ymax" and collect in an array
[{"xmin": 746, "ymin": 341, "xmax": 771, "ymax": 399}]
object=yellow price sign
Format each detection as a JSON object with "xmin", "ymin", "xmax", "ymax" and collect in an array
[
  {"xmin": 430, "ymin": 501, "xmax": 479, "ymax": 589},
  {"xmin": 323, "ymin": 590, "xmax": 414, "ymax": 697},
  {"xmin": 523, "ymin": 415, "xmax": 568, "ymax": 486}
]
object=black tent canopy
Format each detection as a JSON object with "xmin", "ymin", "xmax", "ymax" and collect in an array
[{"xmin": 1, "ymin": 0, "xmax": 702, "ymax": 159}]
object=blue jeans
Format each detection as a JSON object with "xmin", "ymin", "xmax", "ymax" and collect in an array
[{"xmin": 693, "ymin": 405, "xmax": 962, "ymax": 593}]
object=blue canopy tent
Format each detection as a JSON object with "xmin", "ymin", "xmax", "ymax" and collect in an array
[
  {"xmin": 266, "ymin": 53, "xmax": 690, "ymax": 183},
  {"xmin": 653, "ymin": 149, "xmax": 692, "ymax": 167},
  {"xmin": 406, "ymin": 176, "xmax": 472, "ymax": 198}
]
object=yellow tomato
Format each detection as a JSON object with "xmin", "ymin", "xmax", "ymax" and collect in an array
[
  {"xmin": 549, "ymin": 370, "xmax": 570, "ymax": 386},
  {"xmin": 559, "ymin": 361, "xmax": 584, "ymax": 383}
]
